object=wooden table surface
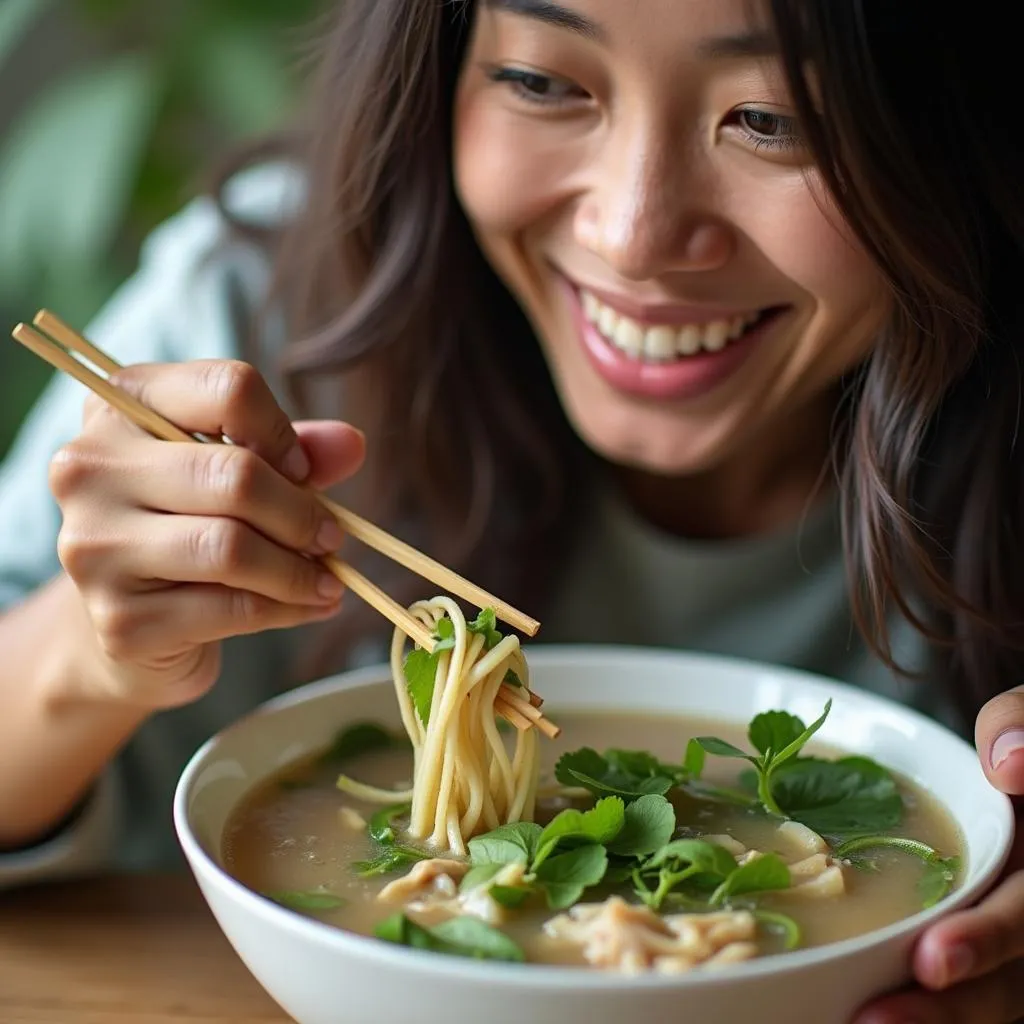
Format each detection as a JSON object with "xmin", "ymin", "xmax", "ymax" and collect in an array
[{"xmin": 0, "ymin": 874, "xmax": 292, "ymax": 1023}]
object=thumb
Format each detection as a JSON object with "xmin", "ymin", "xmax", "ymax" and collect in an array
[
  {"xmin": 975, "ymin": 685, "xmax": 1024, "ymax": 795},
  {"xmin": 293, "ymin": 420, "xmax": 366, "ymax": 490}
]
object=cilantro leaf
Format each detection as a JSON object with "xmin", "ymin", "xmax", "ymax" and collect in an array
[
  {"xmin": 266, "ymin": 889, "xmax": 344, "ymax": 912},
  {"xmin": 607, "ymin": 794, "xmax": 676, "ymax": 857},
  {"xmin": 554, "ymin": 747, "xmax": 677, "ymax": 801},
  {"xmin": 645, "ymin": 839, "xmax": 738, "ymax": 877},
  {"xmin": 771, "ymin": 701, "xmax": 832, "ymax": 767},
  {"xmin": 534, "ymin": 797, "xmax": 624, "ymax": 867},
  {"xmin": 683, "ymin": 738, "xmax": 706, "ymax": 779},
  {"xmin": 433, "ymin": 616, "xmax": 456, "ymax": 651},
  {"xmin": 460, "ymin": 863, "xmax": 504, "ymax": 892},
  {"xmin": 368, "ymin": 803, "xmax": 411, "ymax": 844},
  {"xmin": 534, "ymin": 844, "xmax": 609, "ymax": 909},
  {"xmin": 353, "ymin": 846, "xmax": 427, "ymax": 877},
  {"xmin": 710, "ymin": 853, "xmax": 790, "ymax": 905},
  {"xmin": 468, "ymin": 822, "xmax": 542, "ymax": 866},
  {"xmin": 771, "ymin": 757, "xmax": 903, "ymax": 835},
  {"xmin": 467, "ymin": 608, "xmax": 503, "ymax": 649},
  {"xmin": 404, "ymin": 648, "xmax": 440, "ymax": 727},
  {"xmin": 748, "ymin": 710, "xmax": 808, "ymax": 758},
  {"xmin": 375, "ymin": 913, "xmax": 524, "ymax": 963}
]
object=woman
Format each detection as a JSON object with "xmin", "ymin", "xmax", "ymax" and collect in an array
[{"xmin": 1, "ymin": 0, "xmax": 1022, "ymax": 1019}]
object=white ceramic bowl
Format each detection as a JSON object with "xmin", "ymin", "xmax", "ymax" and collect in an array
[{"xmin": 174, "ymin": 646, "xmax": 1014, "ymax": 1024}]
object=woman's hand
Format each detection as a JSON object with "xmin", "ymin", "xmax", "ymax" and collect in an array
[
  {"xmin": 50, "ymin": 359, "xmax": 365, "ymax": 711},
  {"xmin": 853, "ymin": 688, "xmax": 1024, "ymax": 1023}
]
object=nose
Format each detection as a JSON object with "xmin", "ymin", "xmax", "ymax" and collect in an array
[{"xmin": 574, "ymin": 127, "xmax": 734, "ymax": 281}]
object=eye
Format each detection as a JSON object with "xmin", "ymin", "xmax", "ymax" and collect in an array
[
  {"xmin": 730, "ymin": 108, "xmax": 805, "ymax": 152},
  {"xmin": 487, "ymin": 65, "xmax": 589, "ymax": 106}
]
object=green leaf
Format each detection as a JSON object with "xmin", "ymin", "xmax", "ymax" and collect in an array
[
  {"xmin": 771, "ymin": 757, "xmax": 903, "ymax": 835},
  {"xmin": 607, "ymin": 795, "xmax": 676, "ymax": 857},
  {"xmin": 555, "ymin": 748, "xmax": 675, "ymax": 801},
  {"xmin": 460, "ymin": 863, "xmax": 504, "ymax": 892},
  {"xmin": 918, "ymin": 856, "xmax": 960, "ymax": 909},
  {"xmin": 375, "ymin": 913, "xmax": 524, "ymax": 962},
  {"xmin": 749, "ymin": 710, "xmax": 807, "ymax": 758},
  {"xmin": 534, "ymin": 797, "xmax": 624, "ymax": 866},
  {"xmin": 266, "ymin": 889, "xmax": 344, "ymax": 912},
  {"xmin": 646, "ymin": 839, "xmax": 738, "ymax": 879},
  {"xmin": 711, "ymin": 853, "xmax": 790, "ymax": 905},
  {"xmin": 319, "ymin": 721, "xmax": 401, "ymax": 764},
  {"xmin": 489, "ymin": 885, "xmax": 534, "ymax": 909},
  {"xmin": 696, "ymin": 736, "xmax": 752, "ymax": 760},
  {"xmin": 754, "ymin": 909, "xmax": 802, "ymax": 950},
  {"xmin": 468, "ymin": 823, "xmax": 542, "ymax": 866},
  {"xmin": 771, "ymin": 701, "xmax": 832, "ymax": 767},
  {"xmin": 369, "ymin": 803, "xmax": 411, "ymax": 844},
  {"xmin": 534, "ymin": 844, "xmax": 608, "ymax": 909},
  {"xmin": 467, "ymin": 608, "xmax": 503, "ymax": 649},
  {"xmin": 503, "ymin": 669, "xmax": 523, "ymax": 687},
  {"xmin": 683, "ymin": 738, "xmax": 706, "ymax": 779},
  {"xmin": 0, "ymin": 55, "xmax": 162, "ymax": 300},
  {"xmin": 404, "ymin": 648, "xmax": 440, "ymax": 727},
  {"xmin": 433, "ymin": 616, "xmax": 457, "ymax": 651},
  {"xmin": 353, "ymin": 846, "xmax": 427, "ymax": 877}
]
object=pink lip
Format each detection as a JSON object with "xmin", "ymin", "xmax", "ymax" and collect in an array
[{"xmin": 561, "ymin": 277, "xmax": 780, "ymax": 402}]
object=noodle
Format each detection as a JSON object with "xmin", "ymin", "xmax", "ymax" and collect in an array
[{"xmin": 338, "ymin": 598, "xmax": 541, "ymax": 856}]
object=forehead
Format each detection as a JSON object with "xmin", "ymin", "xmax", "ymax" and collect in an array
[{"xmin": 479, "ymin": 0, "xmax": 777, "ymax": 58}]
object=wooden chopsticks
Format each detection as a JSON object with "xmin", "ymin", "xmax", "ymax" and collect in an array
[{"xmin": 13, "ymin": 311, "xmax": 558, "ymax": 739}]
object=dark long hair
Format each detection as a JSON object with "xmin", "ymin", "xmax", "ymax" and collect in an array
[{"xmin": 218, "ymin": 0, "xmax": 1024, "ymax": 719}]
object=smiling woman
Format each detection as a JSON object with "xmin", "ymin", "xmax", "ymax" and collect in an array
[{"xmin": 1, "ymin": 1, "xmax": 1024, "ymax": 1023}]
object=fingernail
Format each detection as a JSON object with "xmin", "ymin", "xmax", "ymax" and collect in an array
[
  {"xmin": 314, "ymin": 518, "xmax": 344, "ymax": 554},
  {"xmin": 944, "ymin": 943, "xmax": 974, "ymax": 983},
  {"xmin": 317, "ymin": 571, "xmax": 344, "ymax": 601},
  {"xmin": 283, "ymin": 444, "xmax": 311, "ymax": 482},
  {"xmin": 991, "ymin": 728, "xmax": 1024, "ymax": 770}
]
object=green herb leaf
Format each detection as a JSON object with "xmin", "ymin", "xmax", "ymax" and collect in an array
[
  {"xmin": 266, "ymin": 889, "xmax": 344, "ymax": 912},
  {"xmin": 919, "ymin": 856, "xmax": 960, "ymax": 909},
  {"xmin": 833, "ymin": 835, "xmax": 960, "ymax": 909},
  {"xmin": 534, "ymin": 796, "xmax": 624, "ymax": 867},
  {"xmin": 607, "ymin": 794, "xmax": 676, "ymax": 857},
  {"xmin": 646, "ymin": 839, "xmax": 738, "ymax": 878},
  {"xmin": 489, "ymin": 885, "xmax": 534, "ymax": 909},
  {"xmin": 771, "ymin": 757, "xmax": 903, "ymax": 835},
  {"xmin": 683, "ymin": 738, "xmax": 706, "ymax": 779},
  {"xmin": 404, "ymin": 648, "xmax": 440, "ymax": 727},
  {"xmin": 468, "ymin": 823, "xmax": 542, "ymax": 866},
  {"xmin": 711, "ymin": 853, "xmax": 790, "ymax": 905},
  {"xmin": 433, "ymin": 616, "xmax": 456, "ymax": 652},
  {"xmin": 319, "ymin": 721, "xmax": 400, "ymax": 764},
  {"xmin": 467, "ymin": 608, "xmax": 503, "ymax": 650},
  {"xmin": 353, "ymin": 846, "xmax": 427, "ymax": 877},
  {"xmin": 748, "ymin": 710, "xmax": 808, "ymax": 758},
  {"xmin": 534, "ymin": 844, "xmax": 609, "ymax": 909},
  {"xmin": 555, "ymin": 747, "xmax": 676, "ymax": 802},
  {"xmin": 375, "ymin": 913, "xmax": 524, "ymax": 962},
  {"xmin": 695, "ymin": 736, "xmax": 752, "ymax": 760},
  {"xmin": 503, "ymin": 669, "xmax": 523, "ymax": 688},
  {"xmin": 771, "ymin": 701, "xmax": 832, "ymax": 767},
  {"xmin": 369, "ymin": 803, "xmax": 411, "ymax": 844},
  {"xmin": 754, "ymin": 909, "xmax": 802, "ymax": 950},
  {"xmin": 460, "ymin": 863, "xmax": 505, "ymax": 892}
]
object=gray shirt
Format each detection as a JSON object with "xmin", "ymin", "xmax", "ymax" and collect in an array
[{"xmin": 0, "ymin": 165, "xmax": 952, "ymax": 888}]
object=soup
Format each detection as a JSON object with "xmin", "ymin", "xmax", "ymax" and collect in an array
[{"xmin": 224, "ymin": 707, "xmax": 963, "ymax": 973}]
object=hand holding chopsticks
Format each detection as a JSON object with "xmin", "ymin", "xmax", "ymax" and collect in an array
[{"xmin": 12, "ymin": 311, "xmax": 557, "ymax": 738}]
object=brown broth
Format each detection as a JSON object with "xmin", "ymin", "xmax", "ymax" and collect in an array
[{"xmin": 222, "ymin": 711, "xmax": 963, "ymax": 967}]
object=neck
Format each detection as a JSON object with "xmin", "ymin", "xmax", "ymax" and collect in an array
[{"xmin": 613, "ymin": 392, "xmax": 840, "ymax": 540}]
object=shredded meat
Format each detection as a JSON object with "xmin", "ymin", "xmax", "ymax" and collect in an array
[
  {"xmin": 544, "ymin": 897, "xmax": 758, "ymax": 974},
  {"xmin": 377, "ymin": 858, "xmax": 468, "ymax": 904}
]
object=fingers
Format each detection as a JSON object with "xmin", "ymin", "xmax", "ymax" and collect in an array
[
  {"xmin": 292, "ymin": 420, "xmax": 367, "ymax": 490},
  {"xmin": 912, "ymin": 870, "xmax": 1024, "ymax": 990},
  {"xmin": 110, "ymin": 360, "xmax": 312, "ymax": 482},
  {"xmin": 86, "ymin": 583, "xmax": 342, "ymax": 667},
  {"xmin": 61, "ymin": 510, "xmax": 344, "ymax": 608},
  {"xmin": 853, "ymin": 959, "xmax": 1024, "ymax": 1023},
  {"xmin": 975, "ymin": 686, "xmax": 1024, "ymax": 794}
]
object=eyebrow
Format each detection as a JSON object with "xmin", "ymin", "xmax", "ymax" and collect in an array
[
  {"xmin": 484, "ymin": 0, "xmax": 601, "ymax": 40},
  {"xmin": 697, "ymin": 31, "xmax": 779, "ymax": 59}
]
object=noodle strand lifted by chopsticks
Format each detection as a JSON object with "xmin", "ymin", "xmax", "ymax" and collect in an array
[{"xmin": 339, "ymin": 598, "xmax": 540, "ymax": 856}]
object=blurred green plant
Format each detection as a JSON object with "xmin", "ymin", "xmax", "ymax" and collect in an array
[{"xmin": 0, "ymin": 0, "xmax": 321, "ymax": 457}]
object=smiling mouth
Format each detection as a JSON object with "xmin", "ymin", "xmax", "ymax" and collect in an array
[{"xmin": 579, "ymin": 287, "xmax": 779, "ymax": 362}]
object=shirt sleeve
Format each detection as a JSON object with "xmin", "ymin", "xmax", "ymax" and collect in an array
[{"xmin": 0, "ymin": 165, "xmax": 294, "ymax": 888}]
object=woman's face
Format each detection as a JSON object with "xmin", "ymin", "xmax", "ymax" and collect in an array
[{"xmin": 453, "ymin": 0, "xmax": 889, "ymax": 476}]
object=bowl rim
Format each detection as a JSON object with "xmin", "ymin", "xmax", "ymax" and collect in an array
[{"xmin": 174, "ymin": 644, "xmax": 1016, "ymax": 990}]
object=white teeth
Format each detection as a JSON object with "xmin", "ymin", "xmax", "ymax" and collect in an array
[{"xmin": 579, "ymin": 288, "xmax": 763, "ymax": 362}]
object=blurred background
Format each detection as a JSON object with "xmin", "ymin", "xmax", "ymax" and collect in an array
[{"xmin": 0, "ymin": 0, "xmax": 321, "ymax": 458}]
